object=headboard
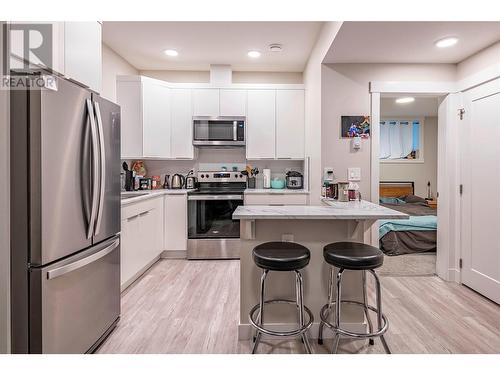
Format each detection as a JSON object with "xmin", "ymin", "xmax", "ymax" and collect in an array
[{"xmin": 379, "ymin": 181, "xmax": 414, "ymax": 198}]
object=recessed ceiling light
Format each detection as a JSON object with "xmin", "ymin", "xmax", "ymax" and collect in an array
[
  {"xmin": 247, "ymin": 50, "xmax": 261, "ymax": 58},
  {"xmin": 435, "ymin": 37, "xmax": 459, "ymax": 48},
  {"xmin": 164, "ymin": 49, "xmax": 178, "ymax": 57},
  {"xmin": 395, "ymin": 97, "xmax": 415, "ymax": 104}
]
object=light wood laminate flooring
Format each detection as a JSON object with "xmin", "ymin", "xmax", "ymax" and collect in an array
[{"xmin": 97, "ymin": 259, "xmax": 500, "ymax": 354}]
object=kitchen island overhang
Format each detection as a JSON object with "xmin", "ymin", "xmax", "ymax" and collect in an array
[{"xmin": 234, "ymin": 200, "xmax": 408, "ymax": 342}]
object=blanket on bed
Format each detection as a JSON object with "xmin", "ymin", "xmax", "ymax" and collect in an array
[{"xmin": 379, "ymin": 215, "xmax": 437, "ymax": 238}]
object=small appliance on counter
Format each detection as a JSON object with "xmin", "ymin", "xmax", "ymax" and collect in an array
[
  {"xmin": 286, "ymin": 171, "xmax": 304, "ymax": 189},
  {"xmin": 185, "ymin": 170, "xmax": 198, "ymax": 189},
  {"xmin": 271, "ymin": 178, "xmax": 285, "ymax": 189},
  {"xmin": 171, "ymin": 173, "xmax": 186, "ymax": 189},
  {"xmin": 122, "ymin": 162, "xmax": 134, "ymax": 191}
]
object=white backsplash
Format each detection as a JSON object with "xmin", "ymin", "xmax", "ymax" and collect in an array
[{"xmin": 122, "ymin": 148, "xmax": 306, "ymax": 189}]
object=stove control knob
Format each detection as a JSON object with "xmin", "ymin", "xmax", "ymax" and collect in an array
[
  {"xmin": 239, "ymin": 174, "xmax": 243, "ymax": 178},
  {"xmin": 200, "ymin": 174, "xmax": 205, "ymax": 178},
  {"xmin": 234, "ymin": 174, "xmax": 238, "ymax": 178}
]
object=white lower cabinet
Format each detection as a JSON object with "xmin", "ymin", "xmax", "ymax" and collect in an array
[
  {"xmin": 121, "ymin": 197, "xmax": 164, "ymax": 290},
  {"xmin": 244, "ymin": 194, "xmax": 308, "ymax": 206},
  {"xmin": 164, "ymin": 194, "xmax": 188, "ymax": 252}
]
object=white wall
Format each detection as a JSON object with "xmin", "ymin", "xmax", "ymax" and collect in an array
[
  {"xmin": 141, "ymin": 70, "xmax": 303, "ymax": 84},
  {"xmin": 0, "ymin": 22, "xmax": 11, "ymax": 354},
  {"xmin": 457, "ymin": 40, "xmax": 500, "ymax": 83},
  {"xmin": 321, "ymin": 63, "xmax": 456, "ymax": 200},
  {"xmin": 303, "ymin": 22, "xmax": 343, "ymax": 204},
  {"xmin": 102, "ymin": 43, "xmax": 139, "ymax": 102}
]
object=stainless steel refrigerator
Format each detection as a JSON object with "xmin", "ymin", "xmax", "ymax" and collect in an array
[{"xmin": 10, "ymin": 74, "xmax": 121, "ymax": 353}]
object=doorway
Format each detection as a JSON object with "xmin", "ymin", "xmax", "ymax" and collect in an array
[{"xmin": 375, "ymin": 94, "xmax": 442, "ymax": 275}]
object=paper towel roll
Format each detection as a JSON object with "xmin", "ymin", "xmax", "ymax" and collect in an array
[{"xmin": 263, "ymin": 169, "xmax": 271, "ymax": 189}]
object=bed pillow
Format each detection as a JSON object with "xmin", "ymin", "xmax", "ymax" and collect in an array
[
  {"xmin": 380, "ymin": 197, "xmax": 406, "ymax": 205},
  {"xmin": 403, "ymin": 194, "xmax": 428, "ymax": 204}
]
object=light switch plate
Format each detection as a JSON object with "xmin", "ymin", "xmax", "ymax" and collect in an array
[
  {"xmin": 348, "ymin": 167, "xmax": 361, "ymax": 181},
  {"xmin": 282, "ymin": 234, "xmax": 294, "ymax": 242}
]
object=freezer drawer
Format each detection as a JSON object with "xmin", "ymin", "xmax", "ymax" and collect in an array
[{"xmin": 29, "ymin": 236, "xmax": 120, "ymax": 353}]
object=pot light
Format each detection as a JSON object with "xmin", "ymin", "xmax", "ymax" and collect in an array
[
  {"xmin": 435, "ymin": 37, "xmax": 459, "ymax": 48},
  {"xmin": 247, "ymin": 50, "xmax": 261, "ymax": 58},
  {"xmin": 164, "ymin": 49, "xmax": 178, "ymax": 57},
  {"xmin": 395, "ymin": 97, "xmax": 415, "ymax": 104}
]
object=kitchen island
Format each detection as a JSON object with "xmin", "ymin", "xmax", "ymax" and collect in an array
[{"xmin": 233, "ymin": 200, "xmax": 408, "ymax": 340}]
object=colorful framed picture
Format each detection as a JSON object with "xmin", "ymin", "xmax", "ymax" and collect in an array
[{"xmin": 341, "ymin": 116, "xmax": 370, "ymax": 138}]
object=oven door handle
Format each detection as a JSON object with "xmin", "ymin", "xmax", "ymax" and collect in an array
[{"xmin": 188, "ymin": 194, "xmax": 244, "ymax": 201}]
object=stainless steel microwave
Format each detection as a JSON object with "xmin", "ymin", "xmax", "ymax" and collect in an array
[{"xmin": 192, "ymin": 117, "xmax": 245, "ymax": 147}]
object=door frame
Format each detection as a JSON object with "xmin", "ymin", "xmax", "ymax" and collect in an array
[{"xmin": 369, "ymin": 81, "xmax": 460, "ymax": 282}]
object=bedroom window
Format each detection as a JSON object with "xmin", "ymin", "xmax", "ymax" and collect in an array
[{"xmin": 380, "ymin": 118, "xmax": 424, "ymax": 163}]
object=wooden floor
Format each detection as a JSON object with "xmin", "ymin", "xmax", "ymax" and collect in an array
[{"xmin": 97, "ymin": 259, "xmax": 500, "ymax": 354}]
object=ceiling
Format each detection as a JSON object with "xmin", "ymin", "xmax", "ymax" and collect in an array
[
  {"xmin": 102, "ymin": 22, "xmax": 323, "ymax": 72},
  {"xmin": 324, "ymin": 22, "xmax": 500, "ymax": 64},
  {"xmin": 381, "ymin": 96, "xmax": 440, "ymax": 117}
]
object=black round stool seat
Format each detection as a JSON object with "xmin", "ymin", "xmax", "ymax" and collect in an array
[
  {"xmin": 323, "ymin": 242, "xmax": 383, "ymax": 270},
  {"xmin": 253, "ymin": 241, "xmax": 310, "ymax": 271}
]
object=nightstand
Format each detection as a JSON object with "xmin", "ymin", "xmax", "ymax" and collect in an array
[{"xmin": 426, "ymin": 199, "xmax": 437, "ymax": 209}]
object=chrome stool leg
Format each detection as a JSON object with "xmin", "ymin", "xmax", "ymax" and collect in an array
[
  {"xmin": 296, "ymin": 271, "xmax": 312, "ymax": 354},
  {"xmin": 252, "ymin": 270, "xmax": 268, "ymax": 354},
  {"xmin": 318, "ymin": 267, "xmax": 335, "ymax": 345},
  {"xmin": 370, "ymin": 269, "xmax": 391, "ymax": 354},
  {"xmin": 331, "ymin": 268, "xmax": 344, "ymax": 354},
  {"xmin": 362, "ymin": 270, "xmax": 375, "ymax": 346}
]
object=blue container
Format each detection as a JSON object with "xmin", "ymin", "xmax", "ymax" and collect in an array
[{"xmin": 271, "ymin": 179, "xmax": 285, "ymax": 189}]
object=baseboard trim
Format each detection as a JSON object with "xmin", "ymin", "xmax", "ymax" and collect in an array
[
  {"xmin": 120, "ymin": 255, "xmax": 161, "ymax": 293},
  {"xmin": 238, "ymin": 321, "xmax": 367, "ymax": 341},
  {"xmin": 161, "ymin": 250, "xmax": 187, "ymax": 259},
  {"xmin": 448, "ymin": 268, "xmax": 461, "ymax": 283}
]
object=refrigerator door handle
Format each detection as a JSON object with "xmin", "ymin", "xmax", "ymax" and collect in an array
[
  {"xmin": 46, "ymin": 238, "xmax": 120, "ymax": 280},
  {"xmin": 86, "ymin": 99, "xmax": 99, "ymax": 239},
  {"xmin": 93, "ymin": 101, "xmax": 106, "ymax": 236}
]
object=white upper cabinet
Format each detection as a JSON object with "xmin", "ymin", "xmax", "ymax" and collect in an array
[
  {"xmin": 276, "ymin": 90, "xmax": 305, "ymax": 159},
  {"xmin": 171, "ymin": 89, "xmax": 194, "ymax": 159},
  {"xmin": 117, "ymin": 79, "xmax": 143, "ymax": 158},
  {"xmin": 193, "ymin": 89, "xmax": 219, "ymax": 117},
  {"xmin": 142, "ymin": 80, "xmax": 171, "ymax": 158},
  {"xmin": 246, "ymin": 90, "xmax": 276, "ymax": 159},
  {"xmin": 64, "ymin": 22, "xmax": 102, "ymax": 93},
  {"xmin": 220, "ymin": 89, "xmax": 247, "ymax": 117}
]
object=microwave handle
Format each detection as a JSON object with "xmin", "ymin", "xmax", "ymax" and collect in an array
[{"xmin": 233, "ymin": 121, "xmax": 237, "ymax": 141}]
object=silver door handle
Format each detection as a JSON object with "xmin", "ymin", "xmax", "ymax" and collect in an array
[
  {"xmin": 47, "ymin": 238, "xmax": 119, "ymax": 280},
  {"xmin": 86, "ymin": 99, "xmax": 99, "ymax": 239},
  {"xmin": 188, "ymin": 194, "xmax": 243, "ymax": 201},
  {"xmin": 233, "ymin": 121, "xmax": 237, "ymax": 141},
  {"xmin": 93, "ymin": 101, "xmax": 106, "ymax": 236}
]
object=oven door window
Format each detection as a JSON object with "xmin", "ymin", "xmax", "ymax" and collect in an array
[
  {"xmin": 188, "ymin": 199, "xmax": 242, "ymax": 239},
  {"xmin": 193, "ymin": 120, "xmax": 236, "ymax": 141}
]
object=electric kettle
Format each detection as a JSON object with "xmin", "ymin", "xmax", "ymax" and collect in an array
[{"xmin": 171, "ymin": 173, "xmax": 185, "ymax": 189}]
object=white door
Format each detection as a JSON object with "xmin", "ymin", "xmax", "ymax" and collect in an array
[
  {"xmin": 461, "ymin": 78, "xmax": 500, "ymax": 304},
  {"xmin": 220, "ymin": 89, "xmax": 247, "ymax": 116},
  {"xmin": 246, "ymin": 90, "xmax": 276, "ymax": 159},
  {"xmin": 64, "ymin": 22, "xmax": 102, "ymax": 93},
  {"xmin": 192, "ymin": 88, "xmax": 219, "ymax": 117},
  {"xmin": 276, "ymin": 89, "xmax": 305, "ymax": 159},
  {"xmin": 171, "ymin": 89, "xmax": 194, "ymax": 159},
  {"xmin": 142, "ymin": 80, "xmax": 171, "ymax": 158}
]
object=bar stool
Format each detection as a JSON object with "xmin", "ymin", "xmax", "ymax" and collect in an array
[
  {"xmin": 249, "ymin": 241, "xmax": 314, "ymax": 354},
  {"xmin": 318, "ymin": 241, "xmax": 391, "ymax": 354}
]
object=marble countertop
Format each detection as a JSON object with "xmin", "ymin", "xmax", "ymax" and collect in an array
[
  {"xmin": 121, "ymin": 189, "xmax": 195, "ymax": 205},
  {"xmin": 244, "ymin": 188, "xmax": 309, "ymax": 195},
  {"xmin": 233, "ymin": 199, "xmax": 409, "ymax": 220}
]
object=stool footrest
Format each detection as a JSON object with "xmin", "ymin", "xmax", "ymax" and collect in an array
[
  {"xmin": 319, "ymin": 300, "xmax": 388, "ymax": 339},
  {"xmin": 249, "ymin": 299, "xmax": 314, "ymax": 337}
]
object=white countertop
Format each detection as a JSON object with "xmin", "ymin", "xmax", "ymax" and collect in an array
[
  {"xmin": 232, "ymin": 199, "xmax": 408, "ymax": 220},
  {"xmin": 121, "ymin": 189, "xmax": 195, "ymax": 205},
  {"xmin": 244, "ymin": 188, "xmax": 309, "ymax": 195}
]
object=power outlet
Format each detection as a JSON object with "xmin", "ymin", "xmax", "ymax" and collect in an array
[{"xmin": 282, "ymin": 233, "xmax": 294, "ymax": 242}]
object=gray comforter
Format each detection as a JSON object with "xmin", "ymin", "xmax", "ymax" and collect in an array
[{"xmin": 380, "ymin": 199, "xmax": 437, "ymax": 256}]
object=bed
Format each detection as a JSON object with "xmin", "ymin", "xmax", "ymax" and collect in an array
[{"xmin": 378, "ymin": 182, "xmax": 437, "ymax": 256}]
